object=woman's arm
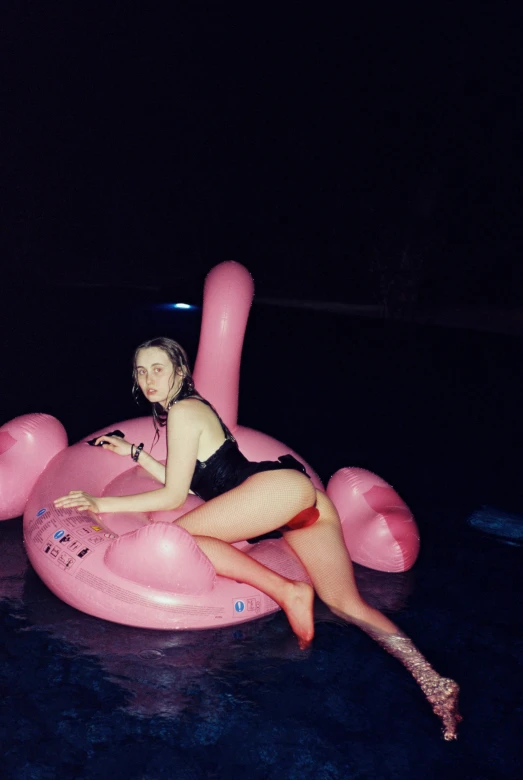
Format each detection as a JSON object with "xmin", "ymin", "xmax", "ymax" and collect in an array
[
  {"xmin": 133, "ymin": 450, "xmax": 166, "ymax": 484},
  {"xmin": 92, "ymin": 434, "xmax": 167, "ymax": 484},
  {"xmin": 54, "ymin": 402, "xmax": 203, "ymax": 514}
]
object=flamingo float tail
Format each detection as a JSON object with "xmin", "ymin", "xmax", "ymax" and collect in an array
[
  {"xmin": 327, "ymin": 467, "xmax": 420, "ymax": 573},
  {"xmin": 0, "ymin": 413, "xmax": 68, "ymax": 521}
]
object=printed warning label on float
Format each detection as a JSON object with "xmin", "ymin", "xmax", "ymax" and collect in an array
[
  {"xmin": 88, "ymin": 534, "xmax": 105, "ymax": 546},
  {"xmin": 41, "ymin": 533, "xmax": 93, "ymax": 574},
  {"xmin": 57, "ymin": 551, "xmax": 75, "ymax": 570},
  {"xmin": 232, "ymin": 597, "xmax": 261, "ymax": 616},
  {"xmin": 31, "ymin": 506, "xmax": 102, "ymax": 575},
  {"xmin": 232, "ymin": 596, "xmax": 262, "ymax": 617},
  {"xmin": 28, "ymin": 507, "xmax": 106, "ymax": 544},
  {"xmin": 233, "ymin": 598, "xmax": 246, "ymax": 615}
]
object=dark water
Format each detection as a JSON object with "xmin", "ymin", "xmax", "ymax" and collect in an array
[{"xmin": 1, "ymin": 293, "xmax": 522, "ymax": 778}]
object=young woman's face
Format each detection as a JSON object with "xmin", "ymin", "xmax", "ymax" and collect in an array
[{"xmin": 135, "ymin": 347, "xmax": 179, "ymax": 408}]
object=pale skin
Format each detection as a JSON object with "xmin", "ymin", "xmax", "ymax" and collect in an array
[{"xmin": 55, "ymin": 346, "xmax": 398, "ymax": 646}]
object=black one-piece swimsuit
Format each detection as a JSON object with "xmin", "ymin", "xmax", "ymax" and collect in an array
[{"xmin": 184, "ymin": 397, "xmax": 310, "ymax": 542}]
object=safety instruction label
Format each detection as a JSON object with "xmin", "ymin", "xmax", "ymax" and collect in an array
[
  {"xmin": 28, "ymin": 506, "xmax": 114, "ymax": 575},
  {"xmin": 232, "ymin": 596, "xmax": 261, "ymax": 617}
]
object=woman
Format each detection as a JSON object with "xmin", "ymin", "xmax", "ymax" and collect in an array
[{"xmin": 55, "ymin": 337, "xmax": 461, "ymax": 739}]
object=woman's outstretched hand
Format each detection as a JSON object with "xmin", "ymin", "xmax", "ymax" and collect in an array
[
  {"xmin": 54, "ymin": 491, "xmax": 102, "ymax": 513},
  {"xmin": 94, "ymin": 435, "xmax": 133, "ymax": 457}
]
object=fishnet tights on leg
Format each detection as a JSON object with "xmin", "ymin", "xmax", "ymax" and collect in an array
[
  {"xmin": 175, "ymin": 475, "xmax": 460, "ymax": 738},
  {"xmin": 193, "ymin": 535, "xmax": 314, "ymax": 647},
  {"xmin": 357, "ymin": 623, "xmax": 462, "ymax": 740},
  {"xmin": 283, "ymin": 491, "xmax": 397, "ymax": 632},
  {"xmin": 175, "ymin": 470, "xmax": 316, "ymax": 543},
  {"xmin": 283, "ymin": 491, "xmax": 461, "ymax": 739},
  {"xmin": 173, "ymin": 469, "xmax": 317, "ymax": 646}
]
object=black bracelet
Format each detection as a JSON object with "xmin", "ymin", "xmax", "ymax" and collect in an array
[{"xmin": 132, "ymin": 442, "xmax": 144, "ymax": 463}]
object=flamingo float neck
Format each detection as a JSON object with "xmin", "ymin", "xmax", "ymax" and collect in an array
[{"xmin": 192, "ymin": 261, "xmax": 254, "ymax": 432}]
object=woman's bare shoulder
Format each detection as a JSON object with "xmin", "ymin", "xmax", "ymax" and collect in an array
[{"xmin": 167, "ymin": 397, "xmax": 208, "ymax": 424}]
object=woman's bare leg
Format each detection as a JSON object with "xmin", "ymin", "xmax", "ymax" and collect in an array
[
  {"xmin": 193, "ymin": 535, "xmax": 314, "ymax": 648},
  {"xmin": 176, "ymin": 470, "xmax": 317, "ymax": 542},
  {"xmin": 282, "ymin": 491, "xmax": 461, "ymax": 739}
]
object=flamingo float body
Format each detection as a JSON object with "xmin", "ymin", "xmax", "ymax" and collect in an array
[{"xmin": 0, "ymin": 262, "xmax": 419, "ymax": 629}]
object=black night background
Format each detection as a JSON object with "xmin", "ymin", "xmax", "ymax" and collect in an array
[
  {"xmin": 3, "ymin": 3, "xmax": 522, "ymax": 308},
  {"xmin": 1, "ymin": 4, "xmax": 523, "ymax": 779}
]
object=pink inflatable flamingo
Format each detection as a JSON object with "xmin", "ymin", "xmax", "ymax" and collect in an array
[
  {"xmin": 0, "ymin": 261, "xmax": 419, "ymax": 630},
  {"xmin": 193, "ymin": 261, "xmax": 420, "ymax": 573}
]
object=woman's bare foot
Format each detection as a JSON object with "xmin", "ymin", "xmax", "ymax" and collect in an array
[{"xmin": 280, "ymin": 581, "xmax": 315, "ymax": 649}]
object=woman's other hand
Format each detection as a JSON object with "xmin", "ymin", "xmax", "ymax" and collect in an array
[
  {"xmin": 54, "ymin": 491, "xmax": 102, "ymax": 513},
  {"xmin": 94, "ymin": 436, "xmax": 133, "ymax": 457}
]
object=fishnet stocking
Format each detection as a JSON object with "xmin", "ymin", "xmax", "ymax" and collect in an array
[
  {"xmin": 176, "ymin": 476, "xmax": 461, "ymax": 738},
  {"xmin": 193, "ymin": 535, "xmax": 314, "ymax": 647},
  {"xmin": 358, "ymin": 625, "xmax": 462, "ymax": 740},
  {"xmin": 284, "ymin": 491, "xmax": 461, "ymax": 739},
  {"xmin": 282, "ymin": 492, "xmax": 398, "ymax": 632},
  {"xmin": 175, "ymin": 469, "xmax": 316, "ymax": 542}
]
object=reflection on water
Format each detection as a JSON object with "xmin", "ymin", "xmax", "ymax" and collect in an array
[
  {"xmin": 1, "ymin": 517, "xmax": 414, "ymax": 722},
  {"xmin": 353, "ymin": 564, "xmax": 415, "ymax": 613},
  {"xmin": 0, "ymin": 518, "xmax": 27, "ymax": 602}
]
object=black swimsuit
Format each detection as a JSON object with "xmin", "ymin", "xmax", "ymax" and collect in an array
[
  {"xmin": 188, "ymin": 397, "xmax": 309, "ymax": 500},
  {"xmin": 182, "ymin": 397, "xmax": 310, "ymax": 542}
]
